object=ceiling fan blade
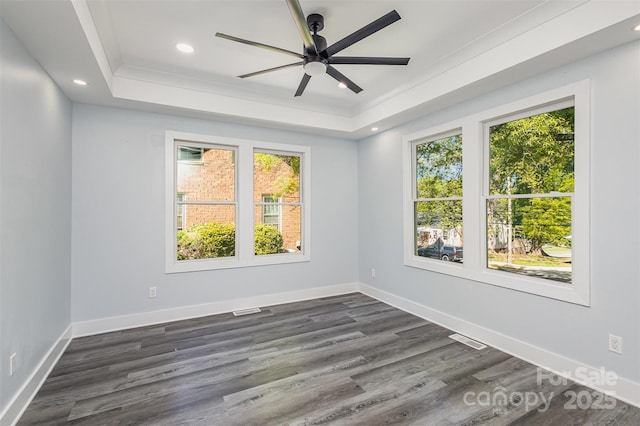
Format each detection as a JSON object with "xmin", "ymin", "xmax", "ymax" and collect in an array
[
  {"xmin": 329, "ymin": 56, "xmax": 410, "ymax": 66},
  {"xmin": 216, "ymin": 33, "xmax": 303, "ymax": 59},
  {"xmin": 294, "ymin": 73, "xmax": 312, "ymax": 97},
  {"xmin": 285, "ymin": 0, "xmax": 317, "ymax": 55},
  {"xmin": 326, "ymin": 65, "xmax": 362, "ymax": 94},
  {"xmin": 239, "ymin": 61, "xmax": 304, "ymax": 79},
  {"xmin": 324, "ymin": 10, "xmax": 401, "ymax": 57}
]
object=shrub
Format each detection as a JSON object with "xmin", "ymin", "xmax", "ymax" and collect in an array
[
  {"xmin": 177, "ymin": 222, "xmax": 235, "ymax": 260},
  {"xmin": 254, "ymin": 224, "xmax": 284, "ymax": 255},
  {"xmin": 177, "ymin": 222, "xmax": 284, "ymax": 260}
]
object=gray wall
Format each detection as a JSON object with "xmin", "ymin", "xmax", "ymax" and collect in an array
[
  {"xmin": 0, "ymin": 19, "xmax": 72, "ymax": 411},
  {"xmin": 71, "ymin": 104, "xmax": 359, "ymax": 322},
  {"xmin": 358, "ymin": 40, "xmax": 640, "ymax": 382}
]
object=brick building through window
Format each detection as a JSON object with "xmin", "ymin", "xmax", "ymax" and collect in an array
[{"xmin": 176, "ymin": 147, "xmax": 301, "ymax": 252}]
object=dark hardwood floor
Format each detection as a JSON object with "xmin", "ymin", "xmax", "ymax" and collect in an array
[{"xmin": 18, "ymin": 293, "xmax": 640, "ymax": 425}]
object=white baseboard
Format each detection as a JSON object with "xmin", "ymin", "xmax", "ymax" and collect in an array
[
  {"xmin": 359, "ymin": 283, "xmax": 640, "ymax": 408},
  {"xmin": 73, "ymin": 282, "xmax": 360, "ymax": 337},
  {"xmin": 0, "ymin": 325, "xmax": 73, "ymax": 426}
]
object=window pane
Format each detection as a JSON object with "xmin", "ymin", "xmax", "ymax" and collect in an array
[
  {"xmin": 177, "ymin": 146, "xmax": 235, "ymax": 202},
  {"xmin": 416, "ymin": 135, "xmax": 462, "ymax": 199},
  {"xmin": 255, "ymin": 204, "xmax": 301, "ymax": 255},
  {"xmin": 177, "ymin": 146, "xmax": 203, "ymax": 161},
  {"xmin": 254, "ymin": 152, "xmax": 300, "ymax": 203},
  {"xmin": 489, "ymin": 107, "xmax": 574, "ymax": 196},
  {"xmin": 261, "ymin": 195, "xmax": 281, "ymax": 229},
  {"xmin": 176, "ymin": 204, "xmax": 236, "ymax": 261},
  {"xmin": 487, "ymin": 197, "xmax": 572, "ymax": 283},
  {"xmin": 176, "ymin": 193, "xmax": 186, "ymax": 230},
  {"xmin": 415, "ymin": 200, "xmax": 463, "ymax": 262}
]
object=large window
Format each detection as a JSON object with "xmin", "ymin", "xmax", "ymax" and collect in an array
[
  {"xmin": 403, "ymin": 81, "xmax": 590, "ymax": 305},
  {"xmin": 175, "ymin": 144, "xmax": 237, "ymax": 261},
  {"xmin": 254, "ymin": 151, "xmax": 302, "ymax": 255},
  {"xmin": 486, "ymin": 105, "xmax": 574, "ymax": 284},
  {"xmin": 413, "ymin": 132, "xmax": 463, "ymax": 263},
  {"xmin": 166, "ymin": 132, "xmax": 310, "ymax": 273}
]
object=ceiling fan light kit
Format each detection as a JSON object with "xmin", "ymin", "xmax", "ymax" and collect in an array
[
  {"xmin": 215, "ymin": 0, "xmax": 410, "ymax": 97},
  {"xmin": 303, "ymin": 60, "xmax": 326, "ymax": 76}
]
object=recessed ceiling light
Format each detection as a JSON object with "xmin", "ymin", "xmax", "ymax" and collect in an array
[
  {"xmin": 73, "ymin": 79, "xmax": 87, "ymax": 86},
  {"xmin": 338, "ymin": 82, "xmax": 347, "ymax": 89},
  {"xmin": 176, "ymin": 43, "xmax": 194, "ymax": 53},
  {"xmin": 634, "ymin": 24, "xmax": 640, "ymax": 32},
  {"xmin": 371, "ymin": 127, "xmax": 379, "ymax": 132}
]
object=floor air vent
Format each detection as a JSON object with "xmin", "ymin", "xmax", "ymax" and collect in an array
[
  {"xmin": 232, "ymin": 307, "xmax": 262, "ymax": 316},
  {"xmin": 449, "ymin": 333, "xmax": 487, "ymax": 350}
]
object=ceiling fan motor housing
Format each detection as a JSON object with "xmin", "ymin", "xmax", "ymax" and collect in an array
[
  {"xmin": 311, "ymin": 34, "xmax": 327, "ymax": 56},
  {"xmin": 306, "ymin": 14, "xmax": 327, "ymax": 56},
  {"xmin": 306, "ymin": 13, "xmax": 324, "ymax": 33}
]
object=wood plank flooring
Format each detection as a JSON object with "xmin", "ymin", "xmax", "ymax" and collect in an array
[{"xmin": 18, "ymin": 293, "xmax": 640, "ymax": 425}]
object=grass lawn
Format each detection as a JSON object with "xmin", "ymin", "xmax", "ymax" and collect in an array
[
  {"xmin": 488, "ymin": 252, "xmax": 571, "ymax": 267},
  {"xmin": 541, "ymin": 245, "xmax": 572, "ymax": 255}
]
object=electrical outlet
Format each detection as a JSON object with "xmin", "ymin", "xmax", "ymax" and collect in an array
[
  {"xmin": 371, "ymin": 268, "xmax": 376, "ymax": 278},
  {"xmin": 149, "ymin": 286, "xmax": 157, "ymax": 298},
  {"xmin": 608, "ymin": 334, "xmax": 622, "ymax": 354},
  {"xmin": 9, "ymin": 353, "xmax": 17, "ymax": 376}
]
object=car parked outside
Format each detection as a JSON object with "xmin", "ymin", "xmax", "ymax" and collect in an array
[{"xmin": 417, "ymin": 238, "xmax": 463, "ymax": 262}]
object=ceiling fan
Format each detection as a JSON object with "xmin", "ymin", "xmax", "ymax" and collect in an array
[{"xmin": 215, "ymin": 0, "xmax": 410, "ymax": 97}]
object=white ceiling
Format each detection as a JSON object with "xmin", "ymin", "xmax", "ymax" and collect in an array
[{"xmin": 2, "ymin": 0, "xmax": 639, "ymax": 138}]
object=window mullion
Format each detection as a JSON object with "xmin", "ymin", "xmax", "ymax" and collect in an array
[
  {"xmin": 415, "ymin": 196, "xmax": 463, "ymax": 202},
  {"xmin": 237, "ymin": 144, "xmax": 254, "ymax": 262},
  {"xmin": 485, "ymin": 192, "xmax": 574, "ymax": 200},
  {"xmin": 462, "ymin": 119, "xmax": 482, "ymax": 271}
]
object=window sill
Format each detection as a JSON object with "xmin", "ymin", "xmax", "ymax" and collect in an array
[
  {"xmin": 166, "ymin": 252, "xmax": 310, "ymax": 273},
  {"xmin": 404, "ymin": 255, "xmax": 589, "ymax": 306}
]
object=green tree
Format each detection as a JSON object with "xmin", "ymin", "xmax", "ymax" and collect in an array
[
  {"xmin": 519, "ymin": 174, "xmax": 573, "ymax": 253},
  {"xmin": 414, "ymin": 108, "xmax": 574, "ymax": 257},
  {"xmin": 489, "ymin": 107, "xmax": 574, "ymax": 256},
  {"xmin": 415, "ymin": 135, "xmax": 463, "ymax": 240},
  {"xmin": 254, "ymin": 153, "xmax": 300, "ymax": 199},
  {"xmin": 489, "ymin": 108, "xmax": 574, "ymax": 195},
  {"xmin": 416, "ymin": 135, "xmax": 462, "ymax": 198}
]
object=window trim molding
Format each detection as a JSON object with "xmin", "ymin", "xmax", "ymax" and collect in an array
[
  {"xmin": 165, "ymin": 131, "xmax": 311, "ymax": 273},
  {"xmin": 403, "ymin": 80, "xmax": 590, "ymax": 306}
]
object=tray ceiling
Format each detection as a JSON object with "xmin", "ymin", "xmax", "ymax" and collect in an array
[{"xmin": 2, "ymin": 0, "xmax": 639, "ymax": 137}]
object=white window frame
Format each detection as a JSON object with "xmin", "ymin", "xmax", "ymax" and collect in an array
[
  {"xmin": 411, "ymin": 129, "xmax": 464, "ymax": 265},
  {"xmin": 403, "ymin": 80, "xmax": 590, "ymax": 306},
  {"xmin": 165, "ymin": 131, "xmax": 311, "ymax": 273}
]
